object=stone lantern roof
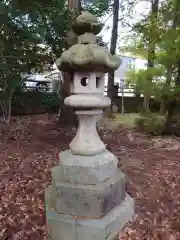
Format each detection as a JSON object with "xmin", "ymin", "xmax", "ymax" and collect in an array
[{"xmin": 56, "ymin": 11, "xmax": 121, "ymax": 73}]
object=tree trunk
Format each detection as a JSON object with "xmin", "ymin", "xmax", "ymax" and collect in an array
[
  {"xmin": 58, "ymin": 0, "xmax": 81, "ymax": 127},
  {"xmin": 59, "ymin": 72, "xmax": 78, "ymax": 126},
  {"xmin": 143, "ymin": 96, "xmax": 150, "ymax": 113},
  {"xmin": 159, "ymin": 99, "xmax": 166, "ymax": 115},
  {"xmin": 68, "ymin": 0, "xmax": 81, "ymax": 11},
  {"xmin": 0, "ymin": 98, "xmax": 12, "ymax": 124},
  {"xmin": 105, "ymin": 0, "xmax": 119, "ymax": 118},
  {"xmin": 164, "ymin": 99, "xmax": 176, "ymax": 133},
  {"xmin": 105, "ymin": 71, "xmax": 114, "ymax": 118},
  {"xmin": 166, "ymin": 61, "xmax": 180, "ymax": 131},
  {"xmin": 144, "ymin": 0, "xmax": 159, "ymax": 113}
]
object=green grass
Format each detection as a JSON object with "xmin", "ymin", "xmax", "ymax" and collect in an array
[
  {"xmin": 114, "ymin": 113, "xmax": 139, "ymax": 127},
  {"xmin": 103, "ymin": 113, "xmax": 139, "ymax": 129}
]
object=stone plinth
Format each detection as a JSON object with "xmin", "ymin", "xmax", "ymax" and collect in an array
[
  {"xmin": 53, "ymin": 171, "xmax": 126, "ymax": 218},
  {"xmin": 46, "ymin": 187, "xmax": 134, "ymax": 240},
  {"xmin": 45, "ymin": 150, "xmax": 134, "ymax": 239},
  {"xmin": 59, "ymin": 150, "xmax": 117, "ymax": 184},
  {"xmin": 45, "ymin": 10, "xmax": 134, "ymax": 240}
]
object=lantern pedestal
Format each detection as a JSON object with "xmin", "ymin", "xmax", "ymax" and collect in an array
[
  {"xmin": 69, "ymin": 110, "xmax": 106, "ymax": 156},
  {"xmin": 45, "ymin": 145, "xmax": 134, "ymax": 239},
  {"xmin": 46, "ymin": 186, "xmax": 133, "ymax": 240}
]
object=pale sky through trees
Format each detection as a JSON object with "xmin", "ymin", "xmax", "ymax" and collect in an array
[
  {"xmin": 101, "ymin": 0, "xmax": 150, "ymax": 57},
  {"xmin": 101, "ymin": 1, "xmax": 151, "ymax": 85}
]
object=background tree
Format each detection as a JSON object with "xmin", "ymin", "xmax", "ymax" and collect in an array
[
  {"xmin": 0, "ymin": 1, "xmax": 45, "ymax": 122},
  {"xmin": 122, "ymin": 0, "xmax": 180, "ymax": 134},
  {"xmin": 106, "ymin": 0, "xmax": 120, "ymax": 118},
  {"xmin": 131, "ymin": 0, "xmax": 160, "ymax": 112},
  {"xmin": 0, "ymin": 0, "xmax": 110, "ymax": 123},
  {"xmin": 57, "ymin": 0, "xmax": 111, "ymax": 126}
]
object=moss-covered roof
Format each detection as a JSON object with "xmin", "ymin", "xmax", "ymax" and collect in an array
[
  {"xmin": 56, "ymin": 43, "xmax": 121, "ymax": 73},
  {"xmin": 72, "ymin": 11, "xmax": 103, "ymax": 35},
  {"xmin": 56, "ymin": 11, "xmax": 121, "ymax": 73}
]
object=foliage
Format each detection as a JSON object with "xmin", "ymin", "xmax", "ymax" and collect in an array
[
  {"xmin": 126, "ymin": 66, "xmax": 165, "ymax": 98},
  {"xmin": 81, "ymin": 0, "xmax": 111, "ymax": 17},
  {"xmin": 121, "ymin": 0, "xmax": 180, "ymax": 124},
  {"xmin": 40, "ymin": 93, "xmax": 61, "ymax": 110},
  {"xmin": 0, "ymin": 0, "xmax": 45, "ymax": 121},
  {"xmin": 134, "ymin": 114, "xmax": 165, "ymax": 135},
  {"xmin": 120, "ymin": 35, "xmax": 148, "ymax": 59},
  {"xmin": 11, "ymin": 92, "xmax": 61, "ymax": 115},
  {"xmin": 19, "ymin": 0, "xmax": 111, "ymax": 59},
  {"xmin": 0, "ymin": 0, "xmax": 110, "ymax": 122},
  {"xmin": 8, "ymin": 0, "xmax": 71, "ymax": 58}
]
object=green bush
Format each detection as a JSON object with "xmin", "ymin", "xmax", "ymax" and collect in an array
[
  {"xmin": 40, "ymin": 94, "xmax": 61, "ymax": 111},
  {"xmin": 10, "ymin": 92, "xmax": 62, "ymax": 115},
  {"xmin": 135, "ymin": 114, "xmax": 165, "ymax": 135}
]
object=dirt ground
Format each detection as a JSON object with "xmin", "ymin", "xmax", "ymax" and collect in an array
[{"xmin": 0, "ymin": 114, "xmax": 180, "ymax": 240}]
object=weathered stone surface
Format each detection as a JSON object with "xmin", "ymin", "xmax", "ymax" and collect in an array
[
  {"xmin": 46, "ymin": 187, "xmax": 134, "ymax": 240},
  {"xmin": 51, "ymin": 165, "xmax": 64, "ymax": 182},
  {"xmin": 69, "ymin": 110, "xmax": 106, "ymax": 156},
  {"xmin": 53, "ymin": 170, "xmax": 126, "ymax": 218},
  {"xmin": 56, "ymin": 43, "xmax": 121, "ymax": 73},
  {"xmin": 64, "ymin": 95, "xmax": 111, "ymax": 108},
  {"xmin": 56, "ymin": 12, "xmax": 121, "ymax": 73},
  {"xmin": 78, "ymin": 33, "xmax": 97, "ymax": 44},
  {"xmin": 72, "ymin": 11, "xmax": 103, "ymax": 35},
  {"xmin": 59, "ymin": 149, "xmax": 117, "ymax": 184},
  {"xmin": 72, "ymin": 72, "xmax": 105, "ymax": 95}
]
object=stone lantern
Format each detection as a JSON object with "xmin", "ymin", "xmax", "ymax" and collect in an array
[{"xmin": 45, "ymin": 11, "xmax": 134, "ymax": 240}]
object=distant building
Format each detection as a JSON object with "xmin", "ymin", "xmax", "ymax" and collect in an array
[
  {"xmin": 105, "ymin": 55, "xmax": 136, "ymax": 86},
  {"xmin": 105, "ymin": 55, "xmax": 148, "ymax": 85},
  {"xmin": 104, "ymin": 55, "xmax": 147, "ymax": 97},
  {"xmin": 115, "ymin": 55, "xmax": 136, "ymax": 85}
]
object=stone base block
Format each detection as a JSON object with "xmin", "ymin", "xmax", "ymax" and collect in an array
[
  {"xmin": 52, "ymin": 170, "xmax": 126, "ymax": 218},
  {"xmin": 59, "ymin": 150, "xmax": 118, "ymax": 184},
  {"xmin": 45, "ymin": 187, "xmax": 134, "ymax": 240}
]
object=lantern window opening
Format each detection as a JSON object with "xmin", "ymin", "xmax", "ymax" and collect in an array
[
  {"xmin": 96, "ymin": 76, "xmax": 101, "ymax": 88},
  {"xmin": 81, "ymin": 77, "xmax": 90, "ymax": 87}
]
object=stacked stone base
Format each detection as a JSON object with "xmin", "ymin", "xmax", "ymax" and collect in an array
[
  {"xmin": 45, "ymin": 150, "xmax": 134, "ymax": 240},
  {"xmin": 46, "ymin": 187, "xmax": 134, "ymax": 240}
]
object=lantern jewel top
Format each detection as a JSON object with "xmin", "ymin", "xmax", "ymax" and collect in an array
[{"xmin": 56, "ymin": 11, "xmax": 121, "ymax": 73}]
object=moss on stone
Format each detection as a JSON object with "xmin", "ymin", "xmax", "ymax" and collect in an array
[
  {"xmin": 72, "ymin": 11, "xmax": 103, "ymax": 35},
  {"xmin": 56, "ymin": 11, "xmax": 121, "ymax": 73}
]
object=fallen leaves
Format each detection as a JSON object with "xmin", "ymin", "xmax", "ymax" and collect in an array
[{"xmin": 0, "ymin": 114, "xmax": 180, "ymax": 239}]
